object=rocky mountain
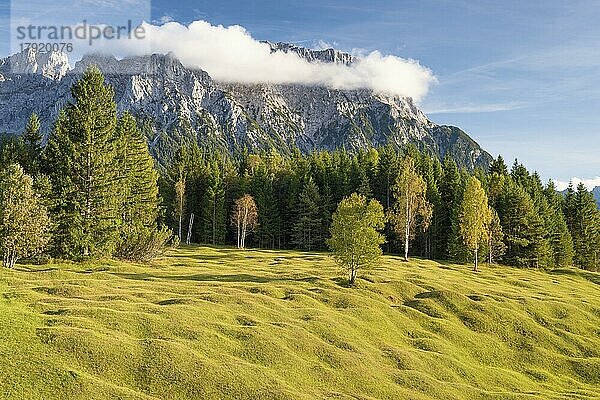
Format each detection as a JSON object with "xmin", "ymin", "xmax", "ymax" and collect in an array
[
  {"xmin": 264, "ymin": 41, "xmax": 355, "ymax": 65},
  {"xmin": 593, "ymin": 186, "xmax": 600, "ymax": 208},
  {"xmin": 0, "ymin": 47, "xmax": 492, "ymax": 169}
]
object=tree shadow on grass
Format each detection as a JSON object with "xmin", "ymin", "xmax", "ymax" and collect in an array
[
  {"xmin": 550, "ymin": 268, "xmax": 600, "ymax": 286},
  {"xmin": 13, "ymin": 266, "xmax": 58, "ymax": 273}
]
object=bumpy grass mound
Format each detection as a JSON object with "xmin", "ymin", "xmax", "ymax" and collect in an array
[{"xmin": 1, "ymin": 246, "xmax": 599, "ymax": 399}]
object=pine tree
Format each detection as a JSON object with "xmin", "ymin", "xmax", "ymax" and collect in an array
[
  {"xmin": 45, "ymin": 67, "xmax": 121, "ymax": 259},
  {"xmin": 543, "ymin": 180, "xmax": 574, "ymax": 267},
  {"xmin": 115, "ymin": 113, "xmax": 160, "ymax": 228},
  {"xmin": 292, "ymin": 179, "xmax": 323, "ymax": 251},
  {"xmin": 374, "ymin": 145, "xmax": 399, "ymax": 253}
]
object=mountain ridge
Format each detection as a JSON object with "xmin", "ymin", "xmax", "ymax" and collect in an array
[{"xmin": 0, "ymin": 47, "xmax": 492, "ymax": 169}]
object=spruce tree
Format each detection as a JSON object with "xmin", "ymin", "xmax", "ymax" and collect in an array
[
  {"xmin": 497, "ymin": 179, "xmax": 549, "ymax": 267},
  {"xmin": 439, "ymin": 156, "xmax": 461, "ymax": 258},
  {"xmin": 22, "ymin": 113, "xmax": 43, "ymax": 175},
  {"xmin": 204, "ymin": 158, "xmax": 227, "ymax": 245},
  {"xmin": 113, "ymin": 112, "xmax": 169, "ymax": 260},
  {"xmin": 45, "ymin": 67, "xmax": 121, "ymax": 259},
  {"xmin": 292, "ymin": 178, "xmax": 323, "ymax": 251},
  {"xmin": 252, "ymin": 166, "xmax": 280, "ymax": 248},
  {"xmin": 568, "ymin": 183, "xmax": 600, "ymax": 270}
]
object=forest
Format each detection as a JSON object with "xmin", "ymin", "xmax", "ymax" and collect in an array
[{"xmin": 1, "ymin": 67, "xmax": 599, "ymax": 272}]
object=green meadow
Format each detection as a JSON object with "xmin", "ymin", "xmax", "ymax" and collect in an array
[{"xmin": 1, "ymin": 246, "xmax": 599, "ymax": 399}]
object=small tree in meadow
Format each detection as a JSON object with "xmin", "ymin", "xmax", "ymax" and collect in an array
[
  {"xmin": 0, "ymin": 164, "xmax": 50, "ymax": 268},
  {"xmin": 327, "ymin": 193, "xmax": 386, "ymax": 286},
  {"xmin": 231, "ymin": 194, "xmax": 259, "ymax": 249},
  {"xmin": 459, "ymin": 177, "xmax": 492, "ymax": 271}
]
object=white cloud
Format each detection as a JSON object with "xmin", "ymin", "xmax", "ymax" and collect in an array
[
  {"xmin": 553, "ymin": 177, "xmax": 600, "ymax": 191},
  {"xmin": 104, "ymin": 20, "xmax": 435, "ymax": 101},
  {"xmin": 154, "ymin": 15, "xmax": 174, "ymax": 24}
]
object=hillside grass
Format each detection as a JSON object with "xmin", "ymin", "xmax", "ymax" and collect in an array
[{"xmin": 1, "ymin": 246, "xmax": 600, "ymax": 399}]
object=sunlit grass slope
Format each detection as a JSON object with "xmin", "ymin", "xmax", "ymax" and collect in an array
[{"xmin": 1, "ymin": 246, "xmax": 600, "ymax": 399}]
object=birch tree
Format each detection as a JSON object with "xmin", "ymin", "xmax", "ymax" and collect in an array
[
  {"xmin": 389, "ymin": 157, "xmax": 432, "ymax": 261},
  {"xmin": 459, "ymin": 177, "xmax": 492, "ymax": 271},
  {"xmin": 0, "ymin": 164, "xmax": 50, "ymax": 268},
  {"xmin": 174, "ymin": 169, "xmax": 186, "ymax": 241},
  {"xmin": 231, "ymin": 194, "xmax": 258, "ymax": 249}
]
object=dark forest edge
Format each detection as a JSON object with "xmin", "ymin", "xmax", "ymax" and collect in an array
[{"xmin": 0, "ymin": 67, "xmax": 599, "ymax": 272}]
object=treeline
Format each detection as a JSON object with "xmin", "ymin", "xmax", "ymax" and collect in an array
[
  {"xmin": 161, "ymin": 138, "xmax": 600, "ymax": 271},
  {"xmin": 1, "ymin": 68, "xmax": 599, "ymax": 271}
]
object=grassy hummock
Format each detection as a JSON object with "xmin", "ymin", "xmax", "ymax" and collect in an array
[{"xmin": 1, "ymin": 246, "xmax": 599, "ymax": 399}]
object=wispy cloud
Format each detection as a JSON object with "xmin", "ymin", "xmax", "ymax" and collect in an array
[
  {"xmin": 424, "ymin": 101, "xmax": 525, "ymax": 115},
  {"xmin": 426, "ymin": 40, "xmax": 600, "ymax": 115},
  {"xmin": 154, "ymin": 15, "xmax": 174, "ymax": 25}
]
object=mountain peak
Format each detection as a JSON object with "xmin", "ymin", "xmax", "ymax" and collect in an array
[
  {"xmin": 73, "ymin": 52, "xmax": 211, "ymax": 81},
  {"xmin": 0, "ymin": 48, "xmax": 69, "ymax": 80},
  {"xmin": 263, "ymin": 41, "xmax": 355, "ymax": 65}
]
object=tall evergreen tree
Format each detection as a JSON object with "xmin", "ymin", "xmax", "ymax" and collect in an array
[
  {"xmin": 439, "ymin": 156, "xmax": 461, "ymax": 258},
  {"xmin": 203, "ymin": 158, "xmax": 227, "ymax": 245},
  {"xmin": 496, "ymin": 179, "xmax": 550, "ymax": 267},
  {"xmin": 22, "ymin": 113, "xmax": 43, "ymax": 174},
  {"xmin": 292, "ymin": 178, "xmax": 323, "ymax": 251},
  {"xmin": 45, "ymin": 67, "xmax": 121, "ymax": 258},
  {"xmin": 567, "ymin": 183, "xmax": 600, "ymax": 270},
  {"xmin": 113, "ymin": 113, "xmax": 170, "ymax": 260},
  {"xmin": 252, "ymin": 165, "xmax": 280, "ymax": 248}
]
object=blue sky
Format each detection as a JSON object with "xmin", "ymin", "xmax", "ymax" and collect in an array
[{"xmin": 1, "ymin": 0, "xmax": 599, "ymax": 186}]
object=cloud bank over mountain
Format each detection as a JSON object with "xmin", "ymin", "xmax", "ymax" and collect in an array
[
  {"xmin": 102, "ymin": 20, "xmax": 435, "ymax": 101},
  {"xmin": 554, "ymin": 177, "xmax": 600, "ymax": 191}
]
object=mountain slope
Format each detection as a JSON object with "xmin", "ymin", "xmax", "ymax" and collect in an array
[
  {"xmin": 593, "ymin": 186, "xmax": 600, "ymax": 208},
  {"xmin": 0, "ymin": 48, "xmax": 492, "ymax": 169},
  {"xmin": 1, "ymin": 246, "xmax": 599, "ymax": 399}
]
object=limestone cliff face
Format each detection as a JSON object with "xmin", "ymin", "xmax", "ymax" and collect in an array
[{"xmin": 0, "ymin": 47, "xmax": 492, "ymax": 169}]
